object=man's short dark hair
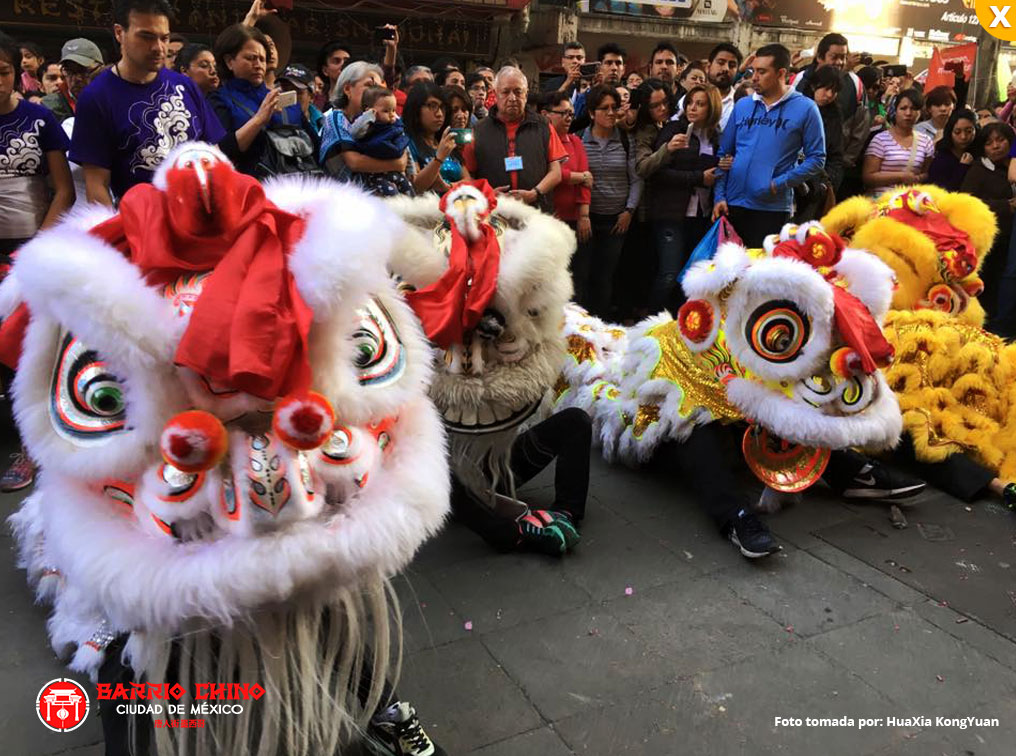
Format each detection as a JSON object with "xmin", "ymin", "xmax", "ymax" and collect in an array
[
  {"xmin": 925, "ymin": 85, "xmax": 957, "ymax": 108},
  {"xmin": 597, "ymin": 42, "xmax": 626, "ymax": 62},
  {"xmin": 113, "ymin": 0, "xmax": 175, "ymax": 28},
  {"xmin": 708, "ymin": 42, "xmax": 742, "ymax": 66},
  {"xmin": 816, "ymin": 33, "xmax": 849, "ymax": 60},
  {"xmin": 563, "ymin": 41, "xmax": 584, "ymax": 56},
  {"xmin": 465, "ymin": 72, "xmax": 486, "ymax": 90},
  {"xmin": 316, "ymin": 40, "xmax": 350, "ymax": 79},
  {"xmin": 650, "ymin": 41, "xmax": 678, "ymax": 63},
  {"xmin": 755, "ymin": 44, "xmax": 791, "ymax": 72},
  {"xmin": 169, "ymin": 32, "xmax": 188, "ymax": 44}
]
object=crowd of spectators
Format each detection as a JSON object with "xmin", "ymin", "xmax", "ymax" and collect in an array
[{"xmin": 5, "ymin": 2, "xmax": 1016, "ymax": 480}]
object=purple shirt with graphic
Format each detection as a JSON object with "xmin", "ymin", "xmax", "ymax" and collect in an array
[
  {"xmin": 69, "ymin": 67, "xmax": 225, "ymax": 200},
  {"xmin": 0, "ymin": 99, "xmax": 69, "ymax": 178}
]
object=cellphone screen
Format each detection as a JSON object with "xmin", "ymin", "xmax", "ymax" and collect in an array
[{"xmin": 278, "ymin": 90, "xmax": 298, "ymax": 109}]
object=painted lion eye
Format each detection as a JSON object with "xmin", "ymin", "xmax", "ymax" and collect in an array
[
  {"xmin": 352, "ymin": 298, "xmax": 406, "ymax": 387},
  {"xmin": 50, "ymin": 332, "xmax": 127, "ymax": 444},
  {"xmin": 746, "ymin": 300, "xmax": 810, "ymax": 363}
]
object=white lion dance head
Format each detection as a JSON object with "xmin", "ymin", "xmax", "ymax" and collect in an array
[
  {"xmin": 1, "ymin": 144, "xmax": 448, "ymax": 754},
  {"xmin": 385, "ymin": 182, "xmax": 575, "ymax": 496}
]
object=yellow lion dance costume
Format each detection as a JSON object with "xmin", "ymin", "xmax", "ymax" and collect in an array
[{"xmin": 823, "ymin": 185, "xmax": 1016, "ymax": 483}]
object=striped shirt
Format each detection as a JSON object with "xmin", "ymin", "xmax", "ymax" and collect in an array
[
  {"xmin": 581, "ymin": 127, "xmax": 643, "ymax": 215},
  {"xmin": 866, "ymin": 129, "xmax": 934, "ymax": 188}
]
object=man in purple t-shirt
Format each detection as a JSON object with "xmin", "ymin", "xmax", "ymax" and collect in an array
[{"xmin": 69, "ymin": 0, "xmax": 225, "ymax": 205}]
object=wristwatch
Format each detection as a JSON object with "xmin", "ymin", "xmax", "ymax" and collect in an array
[{"xmin": 533, "ymin": 187, "xmax": 544, "ymax": 201}]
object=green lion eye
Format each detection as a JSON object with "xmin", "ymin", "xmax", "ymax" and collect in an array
[
  {"xmin": 355, "ymin": 341, "xmax": 376, "ymax": 368},
  {"xmin": 86, "ymin": 382, "xmax": 125, "ymax": 416}
]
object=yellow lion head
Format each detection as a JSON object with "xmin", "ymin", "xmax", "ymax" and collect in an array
[{"xmin": 822, "ymin": 186, "xmax": 996, "ymax": 326}]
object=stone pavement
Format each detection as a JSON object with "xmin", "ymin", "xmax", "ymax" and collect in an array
[{"xmin": 2, "ymin": 451, "xmax": 1015, "ymax": 756}]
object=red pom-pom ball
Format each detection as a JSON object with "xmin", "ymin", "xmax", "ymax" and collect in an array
[
  {"xmin": 272, "ymin": 391, "xmax": 336, "ymax": 450},
  {"xmin": 160, "ymin": 410, "xmax": 229, "ymax": 473}
]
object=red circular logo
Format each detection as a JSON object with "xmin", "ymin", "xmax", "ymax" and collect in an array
[{"xmin": 36, "ymin": 678, "xmax": 90, "ymax": 732}]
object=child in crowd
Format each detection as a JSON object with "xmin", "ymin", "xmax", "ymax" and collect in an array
[{"xmin": 347, "ymin": 85, "xmax": 414, "ymax": 197}]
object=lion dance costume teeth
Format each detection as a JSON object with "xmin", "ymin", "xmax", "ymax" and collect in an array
[
  {"xmin": 0, "ymin": 143, "xmax": 449, "ymax": 755},
  {"xmin": 553, "ymin": 222, "xmax": 903, "ymax": 491},
  {"xmin": 823, "ymin": 186, "xmax": 1016, "ymax": 482}
]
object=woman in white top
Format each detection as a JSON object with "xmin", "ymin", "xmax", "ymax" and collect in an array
[{"xmin": 863, "ymin": 89, "xmax": 934, "ymax": 196}]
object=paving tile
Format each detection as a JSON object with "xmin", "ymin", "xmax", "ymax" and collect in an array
[
  {"xmin": 470, "ymin": 726, "xmax": 573, "ymax": 756},
  {"xmin": 803, "ymin": 541, "xmax": 928, "ymax": 607},
  {"xmin": 558, "ymin": 518, "xmax": 696, "ymax": 602},
  {"xmin": 392, "ymin": 571, "xmax": 464, "ymax": 654},
  {"xmin": 409, "ymin": 519, "xmax": 496, "ymax": 574},
  {"xmin": 606, "ymin": 576, "xmax": 787, "ymax": 676},
  {"xmin": 911, "ymin": 598, "xmax": 1016, "ymax": 674},
  {"xmin": 397, "ymin": 638, "xmax": 543, "ymax": 754},
  {"xmin": 482, "ymin": 606, "xmax": 673, "ymax": 722},
  {"xmin": 809, "ymin": 610, "xmax": 1016, "ymax": 717},
  {"xmin": 713, "ymin": 547, "xmax": 897, "ymax": 637},
  {"xmin": 694, "ymin": 643, "xmax": 911, "ymax": 756},
  {"xmin": 814, "ymin": 499, "xmax": 1016, "ymax": 642},
  {"xmin": 554, "ymin": 681, "xmax": 759, "ymax": 755},
  {"xmin": 428, "ymin": 552, "xmax": 590, "ymax": 636}
]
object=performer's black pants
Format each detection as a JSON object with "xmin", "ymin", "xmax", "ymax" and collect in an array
[{"xmin": 451, "ymin": 407, "xmax": 592, "ymax": 551}]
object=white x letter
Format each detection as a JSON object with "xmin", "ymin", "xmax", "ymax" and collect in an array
[{"xmin": 990, "ymin": 5, "xmax": 1011, "ymax": 27}]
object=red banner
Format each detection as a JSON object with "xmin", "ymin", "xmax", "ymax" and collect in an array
[{"xmin": 924, "ymin": 41, "xmax": 977, "ymax": 90}]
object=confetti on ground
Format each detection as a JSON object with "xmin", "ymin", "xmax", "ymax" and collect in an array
[
  {"xmin": 936, "ymin": 675, "xmax": 944, "ymax": 683},
  {"xmin": 624, "ymin": 586, "xmax": 634, "ymax": 596},
  {"xmin": 683, "ymin": 551, "xmax": 694, "ymax": 561},
  {"xmin": 893, "ymin": 624, "xmax": 900, "ymax": 631},
  {"xmin": 784, "ymin": 625, "xmax": 793, "ymax": 633},
  {"xmin": 463, "ymin": 621, "xmax": 473, "ymax": 631},
  {"xmin": 889, "ymin": 505, "xmax": 907, "ymax": 529},
  {"xmin": 956, "ymin": 617, "xmax": 969, "ymax": 624}
]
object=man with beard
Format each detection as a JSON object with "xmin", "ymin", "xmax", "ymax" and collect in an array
[
  {"xmin": 463, "ymin": 66, "xmax": 566, "ymax": 213},
  {"xmin": 648, "ymin": 41, "xmax": 680, "ymax": 95},
  {"xmin": 672, "ymin": 43, "xmax": 741, "ymax": 129}
]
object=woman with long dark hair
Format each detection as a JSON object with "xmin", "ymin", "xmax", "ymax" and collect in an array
[
  {"xmin": 403, "ymin": 81, "xmax": 462, "ymax": 194},
  {"xmin": 928, "ymin": 108, "xmax": 977, "ymax": 191}
]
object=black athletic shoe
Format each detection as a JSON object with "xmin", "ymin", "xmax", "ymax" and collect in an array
[
  {"xmin": 840, "ymin": 461, "xmax": 925, "ymax": 501},
  {"xmin": 368, "ymin": 701, "xmax": 445, "ymax": 756},
  {"xmin": 728, "ymin": 509, "xmax": 781, "ymax": 559}
]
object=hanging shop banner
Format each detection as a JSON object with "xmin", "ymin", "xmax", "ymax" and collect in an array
[
  {"xmin": 577, "ymin": 0, "xmax": 736, "ymax": 23},
  {"xmin": 744, "ymin": 0, "xmax": 980, "ymax": 42}
]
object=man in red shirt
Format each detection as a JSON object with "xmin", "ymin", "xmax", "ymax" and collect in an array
[{"xmin": 463, "ymin": 66, "xmax": 566, "ymax": 212}]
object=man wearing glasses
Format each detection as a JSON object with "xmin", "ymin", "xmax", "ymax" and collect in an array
[
  {"xmin": 540, "ymin": 41, "xmax": 586, "ymax": 103},
  {"xmin": 41, "ymin": 39, "xmax": 104, "ymax": 123},
  {"xmin": 462, "ymin": 66, "xmax": 566, "ymax": 212}
]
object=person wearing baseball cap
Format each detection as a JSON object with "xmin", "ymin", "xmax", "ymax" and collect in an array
[
  {"xmin": 278, "ymin": 62, "xmax": 323, "ymax": 133},
  {"xmin": 41, "ymin": 38, "xmax": 104, "ymax": 122}
]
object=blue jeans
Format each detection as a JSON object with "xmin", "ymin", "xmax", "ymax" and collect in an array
[
  {"xmin": 573, "ymin": 213, "xmax": 626, "ymax": 318},
  {"xmin": 649, "ymin": 217, "xmax": 709, "ymax": 314}
]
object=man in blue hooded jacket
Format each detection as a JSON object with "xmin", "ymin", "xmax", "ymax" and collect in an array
[{"xmin": 712, "ymin": 43, "xmax": 826, "ymax": 247}]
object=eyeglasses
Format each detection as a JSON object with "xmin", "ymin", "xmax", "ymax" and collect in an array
[
  {"xmin": 549, "ymin": 109, "xmax": 574, "ymax": 118},
  {"xmin": 594, "ymin": 105, "xmax": 618, "ymax": 113},
  {"xmin": 422, "ymin": 100, "xmax": 444, "ymax": 112}
]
